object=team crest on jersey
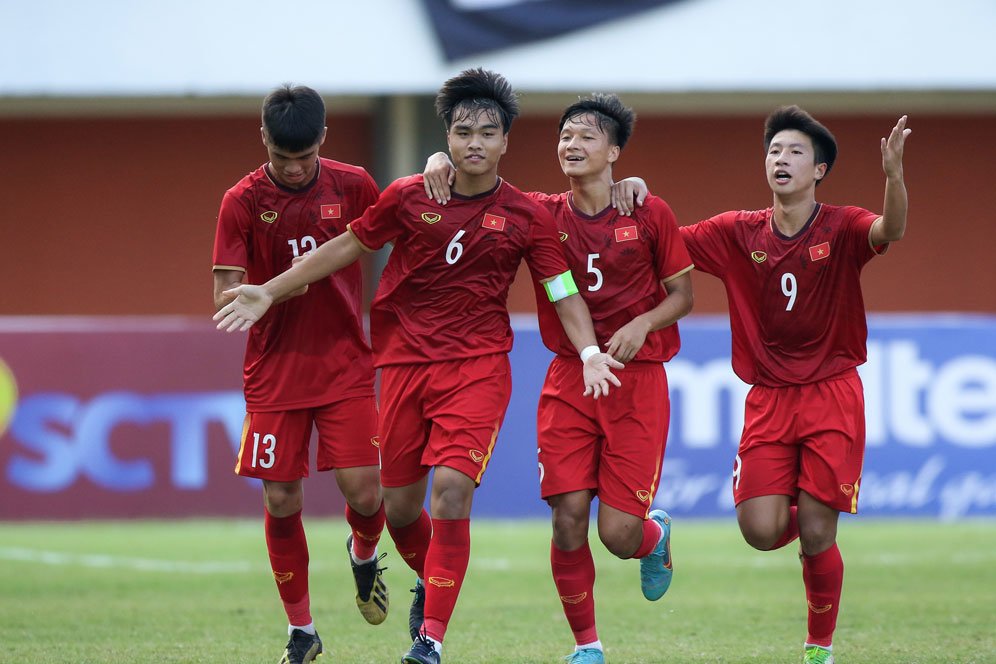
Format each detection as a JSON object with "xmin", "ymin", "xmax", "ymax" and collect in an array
[
  {"xmin": 614, "ymin": 225, "xmax": 638, "ymax": 242},
  {"xmin": 320, "ymin": 203, "xmax": 341, "ymax": 219},
  {"xmin": 636, "ymin": 490, "xmax": 652, "ymax": 503},
  {"xmin": 421, "ymin": 212, "xmax": 442, "ymax": 224},
  {"xmin": 482, "ymin": 213, "xmax": 506, "ymax": 231},
  {"xmin": 559, "ymin": 232, "xmax": 569, "ymax": 243},
  {"xmin": 809, "ymin": 241, "xmax": 831, "ymax": 261},
  {"xmin": 260, "ymin": 210, "xmax": 278, "ymax": 223},
  {"xmin": 751, "ymin": 251, "xmax": 767, "ymax": 263}
]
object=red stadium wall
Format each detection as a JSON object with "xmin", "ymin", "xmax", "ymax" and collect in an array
[{"xmin": 1, "ymin": 113, "xmax": 993, "ymax": 315}]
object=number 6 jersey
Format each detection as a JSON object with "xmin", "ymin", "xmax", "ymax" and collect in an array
[{"xmin": 680, "ymin": 204, "xmax": 884, "ymax": 387}]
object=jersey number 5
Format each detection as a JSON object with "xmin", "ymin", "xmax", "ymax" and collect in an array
[
  {"xmin": 781, "ymin": 272, "xmax": 797, "ymax": 311},
  {"xmin": 587, "ymin": 253, "xmax": 603, "ymax": 292}
]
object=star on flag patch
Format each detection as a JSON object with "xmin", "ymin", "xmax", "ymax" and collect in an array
[
  {"xmin": 809, "ymin": 241, "xmax": 831, "ymax": 261},
  {"xmin": 321, "ymin": 203, "xmax": 341, "ymax": 219},
  {"xmin": 482, "ymin": 213, "xmax": 506, "ymax": 231},
  {"xmin": 615, "ymin": 225, "xmax": 638, "ymax": 242}
]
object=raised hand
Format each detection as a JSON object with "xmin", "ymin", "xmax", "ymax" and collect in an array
[{"xmin": 882, "ymin": 115, "xmax": 911, "ymax": 178}]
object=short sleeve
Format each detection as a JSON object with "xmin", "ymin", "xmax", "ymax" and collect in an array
[
  {"xmin": 212, "ymin": 190, "xmax": 251, "ymax": 271},
  {"xmin": 348, "ymin": 177, "xmax": 408, "ymax": 251},
  {"xmin": 646, "ymin": 199, "xmax": 694, "ymax": 282},
  {"xmin": 524, "ymin": 203, "xmax": 570, "ymax": 282},
  {"xmin": 840, "ymin": 205, "xmax": 885, "ymax": 262},
  {"xmin": 679, "ymin": 212, "xmax": 735, "ymax": 277}
]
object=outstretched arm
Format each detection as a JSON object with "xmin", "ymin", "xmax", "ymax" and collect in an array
[
  {"xmin": 423, "ymin": 152, "xmax": 456, "ymax": 205},
  {"xmin": 605, "ymin": 272, "xmax": 693, "ymax": 363},
  {"xmin": 870, "ymin": 115, "xmax": 912, "ymax": 246},
  {"xmin": 551, "ymin": 292, "xmax": 624, "ymax": 399},
  {"xmin": 213, "ymin": 232, "xmax": 365, "ymax": 332}
]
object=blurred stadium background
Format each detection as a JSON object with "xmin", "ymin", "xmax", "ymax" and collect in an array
[{"xmin": 0, "ymin": 1, "xmax": 994, "ymax": 660}]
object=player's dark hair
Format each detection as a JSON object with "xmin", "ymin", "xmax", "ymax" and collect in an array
[
  {"xmin": 558, "ymin": 93, "xmax": 636, "ymax": 149},
  {"xmin": 435, "ymin": 68, "xmax": 519, "ymax": 134},
  {"xmin": 763, "ymin": 105, "xmax": 838, "ymax": 183},
  {"xmin": 261, "ymin": 84, "xmax": 326, "ymax": 152}
]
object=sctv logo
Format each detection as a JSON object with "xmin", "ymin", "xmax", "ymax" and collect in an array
[{"xmin": 0, "ymin": 357, "xmax": 245, "ymax": 492}]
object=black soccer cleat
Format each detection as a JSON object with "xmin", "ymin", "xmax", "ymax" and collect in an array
[
  {"xmin": 346, "ymin": 534, "xmax": 389, "ymax": 624},
  {"xmin": 401, "ymin": 634, "xmax": 440, "ymax": 664},
  {"xmin": 408, "ymin": 578, "xmax": 426, "ymax": 641},
  {"xmin": 279, "ymin": 628, "xmax": 323, "ymax": 664}
]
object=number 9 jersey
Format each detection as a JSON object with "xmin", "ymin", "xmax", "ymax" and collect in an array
[{"xmin": 680, "ymin": 204, "xmax": 885, "ymax": 387}]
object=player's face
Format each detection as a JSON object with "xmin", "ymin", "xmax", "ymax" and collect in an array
[
  {"xmin": 558, "ymin": 114, "xmax": 619, "ymax": 179},
  {"xmin": 446, "ymin": 109, "xmax": 508, "ymax": 178},
  {"xmin": 765, "ymin": 129, "xmax": 827, "ymax": 195},
  {"xmin": 262, "ymin": 127, "xmax": 327, "ymax": 190}
]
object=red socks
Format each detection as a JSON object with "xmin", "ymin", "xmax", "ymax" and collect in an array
[
  {"xmin": 345, "ymin": 502, "xmax": 386, "ymax": 560},
  {"xmin": 421, "ymin": 518, "xmax": 470, "ymax": 643},
  {"xmin": 551, "ymin": 541, "xmax": 598, "ymax": 645},
  {"xmin": 631, "ymin": 518, "xmax": 663, "ymax": 559},
  {"xmin": 264, "ymin": 509, "xmax": 311, "ymax": 626},
  {"xmin": 769, "ymin": 506, "xmax": 800, "ymax": 551},
  {"xmin": 387, "ymin": 508, "xmax": 432, "ymax": 578},
  {"xmin": 802, "ymin": 543, "xmax": 844, "ymax": 647}
]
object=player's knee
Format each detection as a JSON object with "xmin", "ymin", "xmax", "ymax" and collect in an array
[
  {"xmin": 264, "ymin": 483, "xmax": 303, "ymax": 516},
  {"xmin": 738, "ymin": 518, "xmax": 780, "ymax": 551},
  {"xmin": 597, "ymin": 522, "xmax": 638, "ymax": 558}
]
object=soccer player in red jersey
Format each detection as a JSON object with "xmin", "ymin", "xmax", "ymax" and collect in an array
[
  {"xmin": 678, "ymin": 107, "xmax": 912, "ymax": 664},
  {"xmin": 212, "ymin": 85, "xmax": 389, "ymax": 664},
  {"xmin": 423, "ymin": 94, "xmax": 693, "ymax": 664},
  {"xmin": 213, "ymin": 69, "xmax": 623, "ymax": 664}
]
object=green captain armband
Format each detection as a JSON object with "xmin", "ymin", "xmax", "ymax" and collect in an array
[{"xmin": 543, "ymin": 270, "xmax": 579, "ymax": 302}]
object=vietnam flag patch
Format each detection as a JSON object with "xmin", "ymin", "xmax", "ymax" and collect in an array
[
  {"xmin": 482, "ymin": 213, "xmax": 506, "ymax": 231},
  {"xmin": 614, "ymin": 225, "xmax": 638, "ymax": 242},
  {"xmin": 321, "ymin": 203, "xmax": 341, "ymax": 219},
  {"xmin": 809, "ymin": 241, "xmax": 831, "ymax": 261}
]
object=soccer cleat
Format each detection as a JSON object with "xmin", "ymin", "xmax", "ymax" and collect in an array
[
  {"xmin": 564, "ymin": 647, "xmax": 606, "ymax": 663},
  {"xmin": 803, "ymin": 645, "xmax": 835, "ymax": 664},
  {"xmin": 279, "ymin": 629, "xmax": 323, "ymax": 664},
  {"xmin": 640, "ymin": 509, "xmax": 673, "ymax": 601},
  {"xmin": 408, "ymin": 578, "xmax": 426, "ymax": 641},
  {"xmin": 346, "ymin": 534, "xmax": 389, "ymax": 624},
  {"xmin": 401, "ymin": 634, "xmax": 440, "ymax": 664}
]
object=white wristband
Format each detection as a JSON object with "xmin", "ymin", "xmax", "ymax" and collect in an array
[{"xmin": 580, "ymin": 345, "xmax": 600, "ymax": 364}]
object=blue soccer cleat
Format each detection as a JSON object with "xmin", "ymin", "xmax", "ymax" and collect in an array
[
  {"xmin": 564, "ymin": 647, "xmax": 606, "ymax": 663},
  {"xmin": 401, "ymin": 634, "xmax": 440, "ymax": 664},
  {"xmin": 640, "ymin": 510, "xmax": 673, "ymax": 601}
]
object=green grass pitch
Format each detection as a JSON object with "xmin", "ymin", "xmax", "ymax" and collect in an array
[{"xmin": 1, "ymin": 518, "xmax": 993, "ymax": 663}]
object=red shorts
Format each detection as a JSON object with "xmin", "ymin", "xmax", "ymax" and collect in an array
[
  {"xmin": 537, "ymin": 356, "xmax": 670, "ymax": 518},
  {"xmin": 235, "ymin": 395, "xmax": 380, "ymax": 482},
  {"xmin": 733, "ymin": 369, "xmax": 865, "ymax": 513},
  {"xmin": 378, "ymin": 354, "xmax": 512, "ymax": 487}
]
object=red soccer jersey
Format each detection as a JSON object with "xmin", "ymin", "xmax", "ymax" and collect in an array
[
  {"xmin": 680, "ymin": 204, "xmax": 883, "ymax": 386},
  {"xmin": 212, "ymin": 158, "xmax": 379, "ymax": 411},
  {"xmin": 529, "ymin": 192, "xmax": 693, "ymax": 362},
  {"xmin": 348, "ymin": 176, "xmax": 569, "ymax": 366}
]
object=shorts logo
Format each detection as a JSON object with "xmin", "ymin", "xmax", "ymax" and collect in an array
[
  {"xmin": 469, "ymin": 449, "xmax": 485, "ymax": 463},
  {"xmin": 840, "ymin": 483, "xmax": 854, "ymax": 496},
  {"xmin": 260, "ymin": 211, "xmax": 278, "ymax": 223},
  {"xmin": 421, "ymin": 212, "xmax": 442, "ymax": 224},
  {"xmin": 321, "ymin": 203, "xmax": 341, "ymax": 219},
  {"xmin": 560, "ymin": 592, "xmax": 588, "ymax": 604},
  {"xmin": 371, "ymin": 436, "xmax": 380, "ymax": 448},
  {"xmin": 636, "ymin": 490, "xmax": 652, "ymax": 503},
  {"xmin": 809, "ymin": 241, "xmax": 831, "ymax": 261},
  {"xmin": 559, "ymin": 231, "xmax": 569, "ymax": 243},
  {"xmin": 482, "ymin": 213, "xmax": 506, "ymax": 231},
  {"xmin": 808, "ymin": 601, "xmax": 833, "ymax": 614},
  {"xmin": 273, "ymin": 571, "xmax": 294, "ymax": 584},
  {"xmin": 751, "ymin": 250, "xmax": 767, "ymax": 263},
  {"xmin": 428, "ymin": 576, "xmax": 455, "ymax": 588},
  {"xmin": 614, "ymin": 225, "xmax": 638, "ymax": 242}
]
